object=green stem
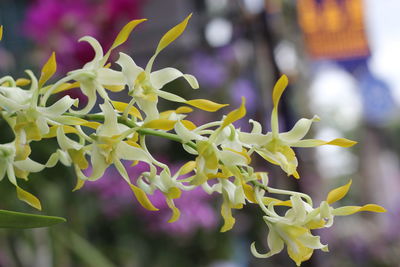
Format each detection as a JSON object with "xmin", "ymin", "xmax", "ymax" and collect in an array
[{"xmin": 64, "ymin": 112, "xmax": 197, "ymax": 150}]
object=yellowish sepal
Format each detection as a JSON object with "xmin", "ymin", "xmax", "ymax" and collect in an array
[
  {"xmin": 181, "ymin": 120, "xmax": 197, "ymax": 131},
  {"xmin": 325, "ymin": 138, "xmax": 357, "ymax": 147},
  {"xmin": 166, "ymin": 198, "xmax": 180, "ymax": 223},
  {"xmin": 81, "ymin": 121, "xmax": 101, "ymax": 130},
  {"xmin": 220, "ymin": 198, "xmax": 235, "ymax": 232},
  {"xmin": 185, "ymin": 99, "xmax": 229, "ymax": 112},
  {"xmin": 111, "ymin": 100, "xmax": 143, "ymax": 120},
  {"xmin": 333, "ymin": 204, "xmax": 387, "ymax": 216},
  {"xmin": 221, "ymin": 97, "xmax": 246, "ymax": 128},
  {"xmin": 39, "ymin": 52, "xmax": 57, "ymax": 88},
  {"xmin": 178, "ymin": 161, "xmax": 196, "ymax": 175},
  {"xmin": 16, "ymin": 186, "xmax": 42, "ymax": 211},
  {"xmin": 68, "ymin": 149, "xmax": 89, "ymax": 170},
  {"xmin": 175, "ymin": 106, "xmax": 193, "ymax": 113},
  {"xmin": 243, "ymin": 183, "xmax": 257, "ymax": 203},
  {"xmin": 129, "ymin": 184, "xmax": 159, "ymax": 211},
  {"xmin": 326, "ymin": 180, "xmax": 352, "ymax": 204},
  {"xmin": 15, "ymin": 78, "xmax": 31, "ymax": 87},
  {"xmin": 143, "ymin": 119, "xmax": 177, "ymax": 131},
  {"xmin": 104, "ymin": 85, "xmax": 125, "ymax": 92},
  {"xmin": 155, "ymin": 14, "xmax": 192, "ymax": 54},
  {"xmin": 111, "ymin": 19, "xmax": 147, "ymax": 50},
  {"xmin": 272, "ymin": 75, "xmax": 288, "ymax": 108},
  {"xmin": 53, "ymin": 81, "xmax": 80, "ymax": 94},
  {"xmin": 43, "ymin": 125, "xmax": 77, "ymax": 138},
  {"xmin": 72, "ymin": 178, "xmax": 85, "ymax": 192}
]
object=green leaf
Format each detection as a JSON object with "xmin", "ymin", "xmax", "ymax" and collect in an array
[{"xmin": 0, "ymin": 209, "xmax": 66, "ymax": 228}]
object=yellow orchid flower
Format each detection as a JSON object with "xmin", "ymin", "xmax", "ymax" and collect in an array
[
  {"xmin": 240, "ymin": 75, "xmax": 357, "ymax": 178},
  {"xmin": 116, "ymin": 15, "xmax": 200, "ymax": 121},
  {"xmin": 41, "ymin": 19, "xmax": 147, "ymax": 114}
]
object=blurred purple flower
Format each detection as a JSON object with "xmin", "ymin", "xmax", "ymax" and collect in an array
[
  {"xmin": 190, "ymin": 52, "xmax": 228, "ymax": 88},
  {"xmin": 231, "ymin": 78, "xmax": 256, "ymax": 112},
  {"xmin": 23, "ymin": 0, "xmax": 144, "ymax": 71},
  {"xmin": 85, "ymin": 161, "xmax": 218, "ymax": 237}
]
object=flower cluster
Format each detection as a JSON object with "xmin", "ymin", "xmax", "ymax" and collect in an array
[{"xmin": 0, "ymin": 16, "xmax": 385, "ymax": 266}]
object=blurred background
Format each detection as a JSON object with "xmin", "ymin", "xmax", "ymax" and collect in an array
[{"xmin": 0, "ymin": 0, "xmax": 399, "ymax": 266}]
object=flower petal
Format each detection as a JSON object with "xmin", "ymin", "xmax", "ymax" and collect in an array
[
  {"xmin": 185, "ymin": 99, "xmax": 228, "ymax": 112},
  {"xmin": 38, "ymin": 52, "xmax": 57, "ymax": 88},
  {"xmin": 146, "ymin": 14, "xmax": 192, "ymax": 72},
  {"xmin": 221, "ymin": 97, "xmax": 246, "ymax": 128},
  {"xmin": 280, "ymin": 116, "xmax": 320, "ymax": 143},
  {"xmin": 326, "ymin": 180, "xmax": 352, "ymax": 204},
  {"xmin": 150, "ymin": 67, "xmax": 199, "ymax": 90},
  {"xmin": 333, "ymin": 204, "xmax": 387, "ymax": 216}
]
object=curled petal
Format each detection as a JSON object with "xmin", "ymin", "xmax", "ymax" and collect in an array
[
  {"xmin": 280, "ymin": 116, "xmax": 320, "ymax": 144},
  {"xmin": 150, "ymin": 67, "xmax": 199, "ymax": 90}
]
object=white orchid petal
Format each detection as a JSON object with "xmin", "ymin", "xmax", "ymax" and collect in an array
[
  {"xmin": 150, "ymin": 67, "xmax": 199, "ymax": 90},
  {"xmin": 116, "ymin": 52, "xmax": 143, "ymax": 89},
  {"xmin": 157, "ymin": 90, "xmax": 186, "ymax": 102},
  {"xmin": 174, "ymin": 121, "xmax": 203, "ymax": 143},
  {"xmin": 98, "ymin": 101, "xmax": 119, "ymax": 136},
  {"xmin": 0, "ymin": 93, "xmax": 25, "ymax": 112},
  {"xmin": 56, "ymin": 127, "xmax": 82, "ymax": 151},
  {"xmin": 79, "ymin": 36, "xmax": 104, "ymax": 69},
  {"xmin": 280, "ymin": 116, "xmax": 320, "ymax": 144},
  {"xmin": 96, "ymin": 68, "xmax": 126, "ymax": 85},
  {"xmin": 116, "ymin": 142, "xmax": 150, "ymax": 162},
  {"xmin": 87, "ymin": 146, "xmax": 108, "ymax": 181},
  {"xmin": 14, "ymin": 158, "xmax": 45, "ymax": 173},
  {"xmin": 39, "ymin": 95, "xmax": 78, "ymax": 118}
]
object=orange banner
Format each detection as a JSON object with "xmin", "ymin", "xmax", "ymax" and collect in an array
[{"xmin": 297, "ymin": 0, "xmax": 370, "ymax": 60}]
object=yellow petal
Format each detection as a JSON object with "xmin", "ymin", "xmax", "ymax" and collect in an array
[
  {"xmin": 262, "ymin": 197, "xmax": 292, "ymax": 207},
  {"xmin": 111, "ymin": 19, "xmax": 147, "ymax": 50},
  {"xmin": 111, "ymin": 101, "xmax": 142, "ymax": 120},
  {"xmin": 166, "ymin": 198, "xmax": 180, "ymax": 223},
  {"xmin": 220, "ymin": 199, "xmax": 235, "ymax": 232},
  {"xmin": 326, "ymin": 180, "xmax": 352, "ymax": 204},
  {"xmin": 325, "ymin": 138, "xmax": 357, "ymax": 147},
  {"xmin": 156, "ymin": 14, "xmax": 192, "ymax": 54},
  {"xmin": 0, "ymin": 25, "xmax": 3, "ymax": 41},
  {"xmin": 16, "ymin": 78, "xmax": 31, "ymax": 87},
  {"xmin": 81, "ymin": 121, "xmax": 101, "ymax": 130},
  {"xmin": 39, "ymin": 52, "xmax": 57, "ymax": 88},
  {"xmin": 221, "ymin": 97, "xmax": 246, "ymax": 128},
  {"xmin": 181, "ymin": 119, "xmax": 197, "ymax": 131},
  {"xmin": 104, "ymin": 85, "xmax": 126, "ymax": 92},
  {"xmin": 175, "ymin": 106, "xmax": 193, "ymax": 114},
  {"xmin": 178, "ymin": 161, "xmax": 196, "ymax": 175},
  {"xmin": 243, "ymin": 183, "xmax": 258, "ymax": 203},
  {"xmin": 129, "ymin": 184, "xmax": 159, "ymax": 211},
  {"xmin": 72, "ymin": 178, "xmax": 85, "ymax": 192},
  {"xmin": 185, "ymin": 99, "xmax": 229, "ymax": 112},
  {"xmin": 53, "ymin": 81, "xmax": 80, "ymax": 94},
  {"xmin": 166, "ymin": 187, "xmax": 182, "ymax": 199},
  {"xmin": 333, "ymin": 204, "xmax": 387, "ymax": 216},
  {"xmin": 16, "ymin": 186, "xmax": 42, "ymax": 210},
  {"xmin": 43, "ymin": 125, "xmax": 77, "ymax": 138},
  {"xmin": 68, "ymin": 149, "xmax": 89, "ymax": 170},
  {"xmin": 143, "ymin": 119, "xmax": 177, "ymax": 131},
  {"xmin": 272, "ymin": 75, "xmax": 288, "ymax": 108}
]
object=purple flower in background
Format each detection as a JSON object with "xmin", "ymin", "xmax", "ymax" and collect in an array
[
  {"xmin": 85, "ymin": 161, "xmax": 218, "ymax": 237},
  {"xmin": 23, "ymin": 0, "xmax": 144, "ymax": 71},
  {"xmin": 190, "ymin": 52, "xmax": 228, "ymax": 88},
  {"xmin": 231, "ymin": 78, "xmax": 256, "ymax": 113}
]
